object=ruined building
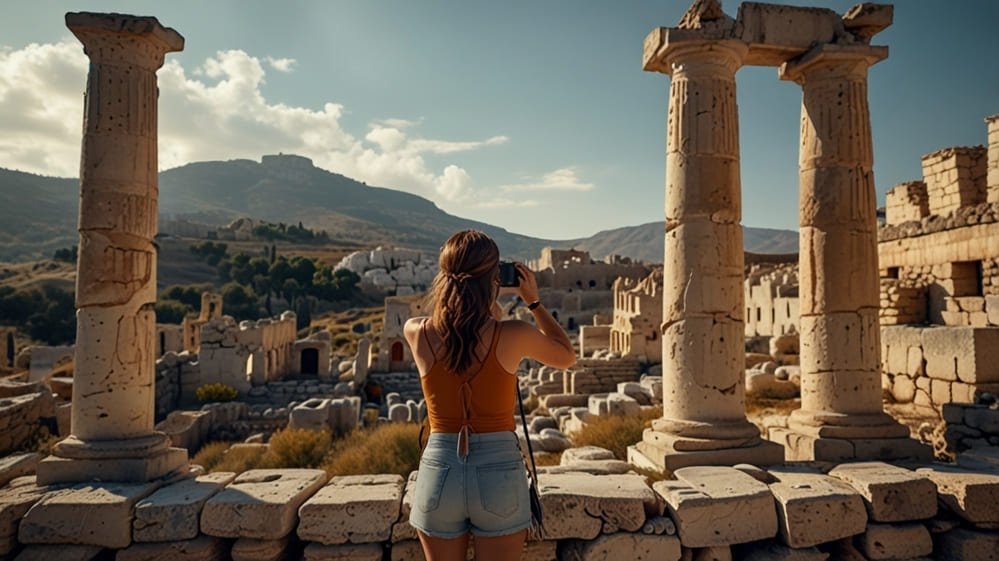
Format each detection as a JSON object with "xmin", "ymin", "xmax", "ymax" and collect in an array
[{"xmin": 609, "ymin": 268, "xmax": 663, "ymax": 362}]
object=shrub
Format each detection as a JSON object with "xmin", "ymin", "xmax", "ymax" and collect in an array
[
  {"xmin": 322, "ymin": 422, "xmax": 422, "ymax": 477},
  {"xmin": 569, "ymin": 407, "xmax": 662, "ymax": 461},
  {"xmin": 196, "ymin": 383, "xmax": 239, "ymax": 403},
  {"xmin": 190, "ymin": 441, "xmax": 233, "ymax": 471},
  {"xmin": 210, "ymin": 445, "xmax": 267, "ymax": 474},
  {"xmin": 260, "ymin": 428, "xmax": 332, "ymax": 469}
]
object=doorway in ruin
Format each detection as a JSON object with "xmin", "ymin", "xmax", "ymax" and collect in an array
[
  {"xmin": 390, "ymin": 341, "xmax": 404, "ymax": 362},
  {"xmin": 6, "ymin": 331, "xmax": 14, "ymax": 367},
  {"xmin": 300, "ymin": 348, "xmax": 319, "ymax": 375}
]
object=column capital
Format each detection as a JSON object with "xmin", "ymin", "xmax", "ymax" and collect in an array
[
  {"xmin": 66, "ymin": 12, "xmax": 184, "ymax": 68},
  {"xmin": 644, "ymin": 29, "xmax": 747, "ymax": 77},
  {"xmin": 779, "ymin": 43, "xmax": 887, "ymax": 84}
]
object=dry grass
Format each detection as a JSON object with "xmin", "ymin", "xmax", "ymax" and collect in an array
[
  {"xmin": 312, "ymin": 306, "xmax": 385, "ymax": 356},
  {"xmin": 190, "ymin": 441, "xmax": 233, "ymax": 472},
  {"xmin": 533, "ymin": 451, "xmax": 562, "ymax": 467},
  {"xmin": 261, "ymin": 428, "xmax": 332, "ymax": 469},
  {"xmin": 322, "ymin": 422, "xmax": 422, "ymax": 477},
  {"xmin": 570, "ymin": 407, "xmax": 663, "ymax": 461},
  {"xmin": 210, "ymin": 445, "xmax": 268, "ymax": 474}
]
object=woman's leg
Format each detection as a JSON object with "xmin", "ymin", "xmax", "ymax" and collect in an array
[
  {"xmin": 473, "ymin": 529, "xmax": 527, "ymax": 561},
  {"xmin": 418, "ymin": 530, "xmax": 470, "ymax": 561}
]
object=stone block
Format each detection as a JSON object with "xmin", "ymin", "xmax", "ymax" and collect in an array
[
  {"xmin": 13, "ymin": 545, "xmax": 104, "ymax": 561},
  {"xmin": 133, "ymin": 471, "xmax": 234, "ymax": 542},
  {"xmin": 230, "ymin": 536, "xmax": 289, "ymax": 561},
  {"xmin": 390, "ymin": 472, "xmax": 417, "ymax": 543},
  {"xmin": 854, "ymin": 522, "xmax": 932, "ymax": 560},
  {"xmin": 922, "ymin": 326, "xmax": 999, "ymax": 383},
  {"xmin": 653, "ymin": 466, "xmax": 777, "ymax": 547},
  {"xmin": 558, "ymin": 532, "xmax": 680, "ymax": 561},
  {"xmin": 768, "ymin": 471, "xmax": 867, "ymax": 547},
  {"xmin": 935, "ymin": 527, "xmax": 999, "ymax": 561},
  {"xmin": 298, "ymin": 474, "xmax": 403, "ymax": 545},
  {"xmin": 302, "ymin": 542, "xmax": 384, "ymax": 561},
  {"xmin": 201, "ymin": 469, "xmax": 327, "ymax": 539},
  {"xmin": 538, "ymin": 473, "xmax": 658, "ymax": 539},
  {"xmin": 733, "ymin": 541, "xmax": 829, "ymax": 561},
  {"xmin": 19, "ymin": 480, "xmax": 161, "ymax": 548},
  {"xmin": 917, "ymin": 466, "xmax": 999, "ymax": 525},
  {"xmin": 0, "ymin": 454, "xmax": 40, "ymax": 489},
  {"xmin": 827, "ymin": 462, "xmax": 937, "ymax": 522},
  {"xmin": 115, "ymin": 535, "xmax": 229, "ymax": 561}
]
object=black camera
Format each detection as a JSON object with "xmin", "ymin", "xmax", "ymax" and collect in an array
[{"xmin": 498, "ymin": 261, "xmax": 520, "ymax": 287}]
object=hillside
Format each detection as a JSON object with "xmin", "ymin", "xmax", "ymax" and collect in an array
[
  {"xmin": 0, "ymin": 156, "xmax": 798, "ymax": 265},
  {"xmin": 564, "ymin": 221, "xmax": 799, "ymax": 263}
]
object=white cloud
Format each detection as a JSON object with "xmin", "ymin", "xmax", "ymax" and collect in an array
[
  {"xmin": 0, "ymin": 40, "xmax": 506, "ymax": 204},
  {"xmin": 474, "ymin": 198, "xmax": 540, "ymax": 209},
  {"xmin": 500, "ymin": 167, "xmax": 594, "ymax": 192},
  {"xmin": 265, "ymin": 56, "xmax": 296, "ymax": 72}
]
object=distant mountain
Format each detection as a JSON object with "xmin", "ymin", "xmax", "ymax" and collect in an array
[
  {"xmin": 562, "ymin": 221, "xmax": 799, "ymax": 263},
  {"xmin": 0, "ymin": 155, "xmax": 798, "ymax": 264}
]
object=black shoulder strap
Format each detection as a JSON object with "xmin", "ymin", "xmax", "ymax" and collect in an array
[{"xmin": 516, "ymin": 381, "xmax": 540, "ymax": 485}]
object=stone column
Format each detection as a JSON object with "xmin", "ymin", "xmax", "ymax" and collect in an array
[
  {"xmin": 36, "ymin": 12, "xmax": 189, "ymax": 485},
  {"xmin": 774, "ymin": 44, "xmax": 929, "ymax": 461},
  {"xmin": 633, "ymin": 37, "xmax": 783, "ymax": 472}
]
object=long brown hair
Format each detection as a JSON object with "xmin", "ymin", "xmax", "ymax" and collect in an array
[{"xmin": 427, "ymin": 230, "xmax": 500, "ymax": 373}]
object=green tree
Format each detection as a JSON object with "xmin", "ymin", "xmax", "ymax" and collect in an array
[
  {"xmin": 155, "ymin": 299, "xmax": 192, "ymax": 324},
  {"xmin": 221, "ymin": 282, "xmax": 258, "ymax": 321}
]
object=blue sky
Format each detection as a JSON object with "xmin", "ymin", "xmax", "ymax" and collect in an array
[{"xmin": 1, "ymin": 1, "xmax": 996, "ymax": 240}]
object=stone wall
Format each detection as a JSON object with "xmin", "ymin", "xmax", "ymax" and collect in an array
[
  {"xmin": 367, "ymin": 371, "xmax": 422, "ymax": 404},
  {"xmin": 744, "ymin": 262, "xmax": 799, "ymax": 337},
  {"xmin": 609, "ymin": 268, "xmax": 662, "ymax": 362},
  {"xmin": 156, "ymin": 402, "xmax": 290, "ymax": 453},
  {"xmin": 881, "ymin": 325, "xmax": 999, "ymax": 415},
  {"xmin": 936, "ymin": 402, "xmax": 999, "ymax": 461},
  {"xmin": 0, "ymin": 382, "xmax": 56, "ymax": 456},
  {"xmin": 3, "ymin": 462, "xmax": 999, "ymax": 561},
  {"xmin": 921, "ymin": 146, "xmax": 988, "ymax": 217},
  {"xmin": 196, "ymin": 312, "xmax": 298, "ymax": 394}
]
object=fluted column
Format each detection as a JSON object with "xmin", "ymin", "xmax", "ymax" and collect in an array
[
  {"xmin": 37, "ymin": 12, "xmax": 189, "ymax": 484},
  {"xmin": 634, "ymin": 39, "xmax": 783, "ymax": 471},
  {"xmin": 775, "ymin": 44, "xmax": 928, "ymax": 461}
]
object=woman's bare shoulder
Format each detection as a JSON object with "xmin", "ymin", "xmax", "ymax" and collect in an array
[{"xmin": 403, "ymin": 316, "xmax": 430, "ymax": 337}]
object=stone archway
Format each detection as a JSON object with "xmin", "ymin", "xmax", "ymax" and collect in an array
[{"xmin": 390, "ymin": 341, "xmax": 405, "ymax": 362}]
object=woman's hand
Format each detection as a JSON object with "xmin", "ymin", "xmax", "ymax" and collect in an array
[{"xmin": 514, "ymin": 262, "xmax": 539, "ymax": 303}]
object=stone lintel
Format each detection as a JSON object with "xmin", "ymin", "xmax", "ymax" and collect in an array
[
  {"xmin": 65, "ymin": 12, "xmax": 184, "ymax": 53},
  {"xmin": 779, "ymin": 43, "xmax": 888, "ymax": 83},
  {"xmin": 842, "ymin": 3, "xmax": 894, "ymax": 42},
  {"xmin": 770, "ymin": 427, "xmax": 932, "ymax": 463},
  {"xmin": 653, "ymin": 466, "xmax": 778, "ymax": 548},
  {"xmin": 826, "ymin": 461, "xmax": 937, "ymax": 522}
]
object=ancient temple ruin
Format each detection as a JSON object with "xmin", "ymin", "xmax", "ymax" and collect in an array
[{"xmin": 633, "ymin": 0, "xmax": 928, "ymax": 470}]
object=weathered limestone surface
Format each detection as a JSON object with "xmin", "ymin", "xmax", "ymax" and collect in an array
[
  {"xmin": 230, "ymin": 536, "xmax": 289, "ymax": 561},
  {"xmin": 200, "ymin": 469, "xmax": 327, "ymax": 540},
  {"xmin": 935, "ymin": 527, "xmax": 999, "ymax": 561},
  {"xmin": 390, "ymin": 472, "xmax": 417, "ymax": 543},
  {"xmin": 854, "ymin": 522, "xmax": 932, "ymax": 560},
  {"xmin": 0, "ymin": 478, "xmax": 57, "ymax": 558},
  {"xmin": 653, "ymin": 466, "xmax": 777, "ymax": 547},
  {"xmin": 12, "ymin": 544, "xmax": 105, "ymax": 561},
  {"xmin": 303, "ymin": 542, "xmax": 384, "ymax": 561},
  {"xmin": 827, "ymin": 462, "xmax": 937, "ymax": 522},
  {"xmin": 768, "ymin": 471, "xmax": 867, "ymax": 547},
  {"xmin": 917, "ymin": 466, "xmax": 999, "ymax": 525},
  {"xmin": 133, "ymin": 471, "xmax": 235, "ymax": 542},
  {"xmin": 538, "ymin": 473, "xmax": 659, "ymax": 540},
  {"xmin": 36, "ymin": 12, "xmax": 188, "ymax": 485},
  {"xmin": 298, "ymin": 474, "xmax": 404, "ymax": 545},
  {"xmin": 115, "ymin": 535, "xmax": 229, "ymax": 561},
  {"xmin": 0, "ymin": 455, "xmax": 40, "ymax": 489},
  {"xmin": 559, "ymin": 532, "xmax": 680, "ymax": 561},
  {"xmin": 19, "ymin": 481, "xmax": 162, "ymax": 548}
]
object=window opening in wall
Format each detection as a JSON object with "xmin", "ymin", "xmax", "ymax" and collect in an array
[
  {"xmin": 159, "ymin": 332, "xmax": 166, "ymax": 355},
  {"xmin": 951, "ymin": 261, "xmax": 984, "ymax": 297},
  {"xmin": 4, "ymin": 332, "xmax": 13, "ymax": 367},
  {"xmin": 747, "ymin": 307, "xmax": 751, "ymax": 320},
  {"xmin": 756, "ymin": 308, "xmax": 761, "ymax": 322},
  {"xmin": 885, "ymin": 267, "xmax": 900, "ymax": 279},
  {"xmin": 771, "ymin": 309, "xmax": 775, "ymax": 324},
  {"xmin": 588, "ymin": 280, "xmax": 596, "ymax": 288},
  {"xmin": 786, "ymin": 302, "xmax": 791, "ymax": 316},
  {"xmin": 300, "ymin": 348, "xmax": 319, "ymax": 375}
]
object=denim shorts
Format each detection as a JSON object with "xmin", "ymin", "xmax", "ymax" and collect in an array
[{"xmin": 408, "ymin": 431, "xmax": 532, "ymax": 539}]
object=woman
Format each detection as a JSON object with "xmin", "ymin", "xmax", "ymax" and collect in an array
[{"xmin": 403, "ymin": 230, "xmax": 576, "ymax": 561}]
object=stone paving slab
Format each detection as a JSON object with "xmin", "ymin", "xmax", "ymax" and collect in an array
[
  {"xmin": 133, "ymin": 472, "xmax": 235, "ymax": 542},
  {"xmin": 934, "ymin": 526, "xmax": 999, "ymax": 561},
  {"xmin": 298, "ymin": 474, "xmax": 403, "ymax": 545},
  {"xmin": 18, "ymin": 481, "xmax": 161, "ymax": 548},
  {"xmin": 303, "ymin": 542, "xmax": 384, "ymax": 561},
  {"xmin": 916, "ymin": 466, "xmax": 999, "ymax": 525},
  {"xmin": 12, "ymin": 544, "xmax": 104, "ymax": 561},
  {"xmin": 538, "ymin": 473, "xmax": 659, "ymax": 539},
  {"xmin": 559, "ymin": 532, "xmax": 680, "ymax": 561},
  {"xmin": 827, "ymin": 461, "xmax": 937, "ymax": 522},
  {"xmin": 0, "ymin": 481, "xmax": 58, "ymax": 558},
  {"xmin": 768, "ymin": 471, "xmax": 867, "ymax": 548},
  {"xmin": 653, "ymin": 466, "xmax": 778, "ymax": 548},
  {"xmin": 854, "ymin": 522, "xmax": 932, "ymax": 560},
  {"xmin": 201, "ymin": 469, "xmax": 327, "ymax": 540},
  {"xmin": 115, "ymin": 535, "xmax": 229, "ymax": 561}
]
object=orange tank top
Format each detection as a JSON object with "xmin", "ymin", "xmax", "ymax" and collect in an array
[{"xmin": 419, "ymin": 319, "xmax": 517, "ymax": 437}]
